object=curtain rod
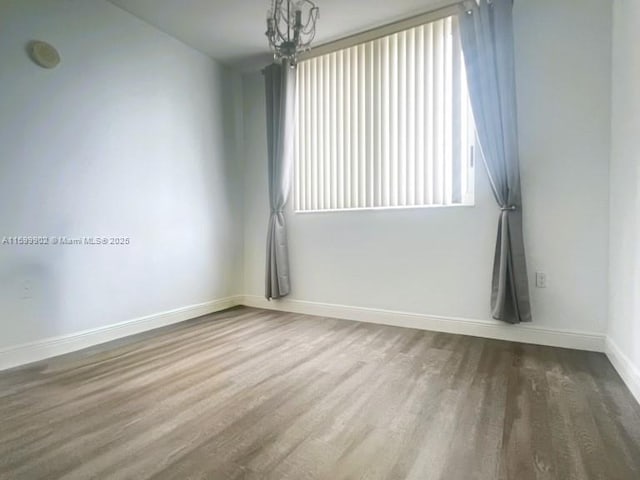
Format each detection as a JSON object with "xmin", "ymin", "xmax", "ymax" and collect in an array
[{"xmin": 298, "ymin": 0, "xmax": 464, "ymax": 61}]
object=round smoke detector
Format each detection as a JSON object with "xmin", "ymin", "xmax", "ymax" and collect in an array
[{"xmin": 29, "ymin": 41, "xmax": 61, "ymax": 69}]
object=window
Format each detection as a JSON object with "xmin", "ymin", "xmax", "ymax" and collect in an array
[{"xmin": 294, "ymin": 14, "xmax": 475, "ymax": 212}]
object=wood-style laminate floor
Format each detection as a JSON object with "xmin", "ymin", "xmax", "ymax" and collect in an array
[{"xmin": 1, "ymin": 307, "xmax": 639, "ymax": 480}]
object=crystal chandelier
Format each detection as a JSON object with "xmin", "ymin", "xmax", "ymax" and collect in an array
[{"xmin": 266, "ymin": 0, "xmax": 319, "ymax": 65}]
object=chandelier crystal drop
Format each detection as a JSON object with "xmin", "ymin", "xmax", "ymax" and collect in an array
[{"xmin": 266, "ymin": 0, "xmax": 319, "ymax": 65}]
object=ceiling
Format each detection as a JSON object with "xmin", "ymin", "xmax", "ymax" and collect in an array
[{"xmin": 109, "ymin": 0, "xmax": 447, "ymax": 69}]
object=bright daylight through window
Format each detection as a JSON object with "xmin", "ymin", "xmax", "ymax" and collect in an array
[{"xmin": 294, "ymin": 15, "xmax": 476, "ymax": 212}]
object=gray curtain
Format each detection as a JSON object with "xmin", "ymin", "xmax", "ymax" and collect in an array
[
  {"xmin": 264, "ymin": 61, "xmax": 296, "ymax": 300},
  {"xmin": 459, "ymin": 0, "xmax": 532, "ymax": 323}
]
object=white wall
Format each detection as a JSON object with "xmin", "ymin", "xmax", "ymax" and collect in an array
[
  {"xmin": 608, "ymin": 0, "xmax": 640, "ymax": 398},
  {"xmin": 242, "ymin": 0, "xmax": 611, "ymax": 337},
  {"xmin": 0, "ymin": 0, "xmax": 243, "ymax": 349}
]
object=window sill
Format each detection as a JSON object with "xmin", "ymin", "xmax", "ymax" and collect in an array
[{"xmin": 294, "ymin": 203, "xmax": 476, "ymax": 214}]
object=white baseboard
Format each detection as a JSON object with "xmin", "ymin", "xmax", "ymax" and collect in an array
[
  {"xmin": 240, "ymin": 295, "xmax": 605, "ymax": 353},
  {"xmin": 0, "ymin": 294, "xmax": 608, "ymax": 374},
  {"xmin": 605, "ymin": 337, "xmax": 640, "ymax": 405},
  {"xmin": 0, "ymin": 296, "xmax": 242, "ymax": 372}
]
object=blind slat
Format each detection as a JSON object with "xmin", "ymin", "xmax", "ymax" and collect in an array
[
  {"xmin": 343, "ymin": 49, "xmax": 351, "ymax": 208},
  {"xmin": 323, "ymin": 55, "xmax": 331, "ymax": 209},
  {"xmin": 390, "ymin": 34, "xmax": 399, "ymax": 207},
  {"xmin": 416, "ymin": 26, "xmax": 425, "ymax": 205},
  {"xmin": 433, "ymin": 19, "xmax": 444, "ymax": 205},
  {"xmin": 337, "ymin": 51, "xmax": 344, "ymax": 209},
  {"xmin": 383, "ymin": 36, "xmax": 391, "ymax": 206},
  {"xmin": 444, "ymin": 17, "xmax": 453, "ymax": 205},
  {"xmin": 425, "ymin": 23, "xmax": 434, "ymax": 205},
  {"xmin": 330, "ymin": 53, "xmax": 338, "ymax": 210},
  {"xmin": 311, "ymin": 58, "xmax": 318, "ymax": 210},
  {"xmin": 351, "ymin": 47, "xmax": 359, "ymax": 208},
  {"xmin": 374, "ymin": 41, "xmax": 382, "ymax": 206},
  {"xmin": 358, "ymin": 44, "xmax": 366, "ymax": 208},
  {"xmin": 398, "ymin": 31, "xmax": 407, "ymax": 206},
  {"xmin": 407, "ymin": 29, "xmax": 416, "ymax": 206},
  {"xmin": 295, "ymin": 63, "xmax": 302, "ymax": 210}
]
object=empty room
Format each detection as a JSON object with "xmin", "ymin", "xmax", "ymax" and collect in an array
[{"xmin": 1, "ymin": 0, "xmax": 639, "ymax": 478}]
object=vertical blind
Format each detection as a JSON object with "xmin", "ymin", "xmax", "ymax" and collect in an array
[{"xmin": 294, "ymin": 15, "xmax": 476, "ymax": 212}]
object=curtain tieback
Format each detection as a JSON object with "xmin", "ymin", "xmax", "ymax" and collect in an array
[
  {"xmin": 500, "ymin": 205, "xmax": 517, "ymax": 212},
  {"xmin": 271, "ymin": 209, "xmax": 285, "ymax": 214}
]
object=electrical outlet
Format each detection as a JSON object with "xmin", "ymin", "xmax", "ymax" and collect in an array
[{"xmin": 535, "ymin": 272, "xmax": 547, "ymax": 288}]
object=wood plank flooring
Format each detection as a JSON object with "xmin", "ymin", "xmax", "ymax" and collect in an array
[{"xmin": 1, "ymin": 306, "xmax": 639, "ymax": 479}]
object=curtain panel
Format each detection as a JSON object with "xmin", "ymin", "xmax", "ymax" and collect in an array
[
  {"xmin": 459, "ymin": 0, "xmax": 532, "ymax": 323},
  {"xmin": 264, "ymin": 61, "xmax": 296, "ymax": 300}
]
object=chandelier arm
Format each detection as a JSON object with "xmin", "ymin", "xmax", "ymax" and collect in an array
[
  {"xmin": 289, "ymin": 0, "xmax": 294, "ymax": 42},
  {"xmin": 274, "ymin": 13, "xmax": 289, "ymax": 43},
  {"xmin": 301, "ymin": 22, "xmax": 314, "ymax": 35},
  {"xmin": 299, "ymin": 30, "xmax": 316, "ymax": 49},
  {"xmin": 301, "ymin": 10, "xmax": 318, "ymax": 34}
]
